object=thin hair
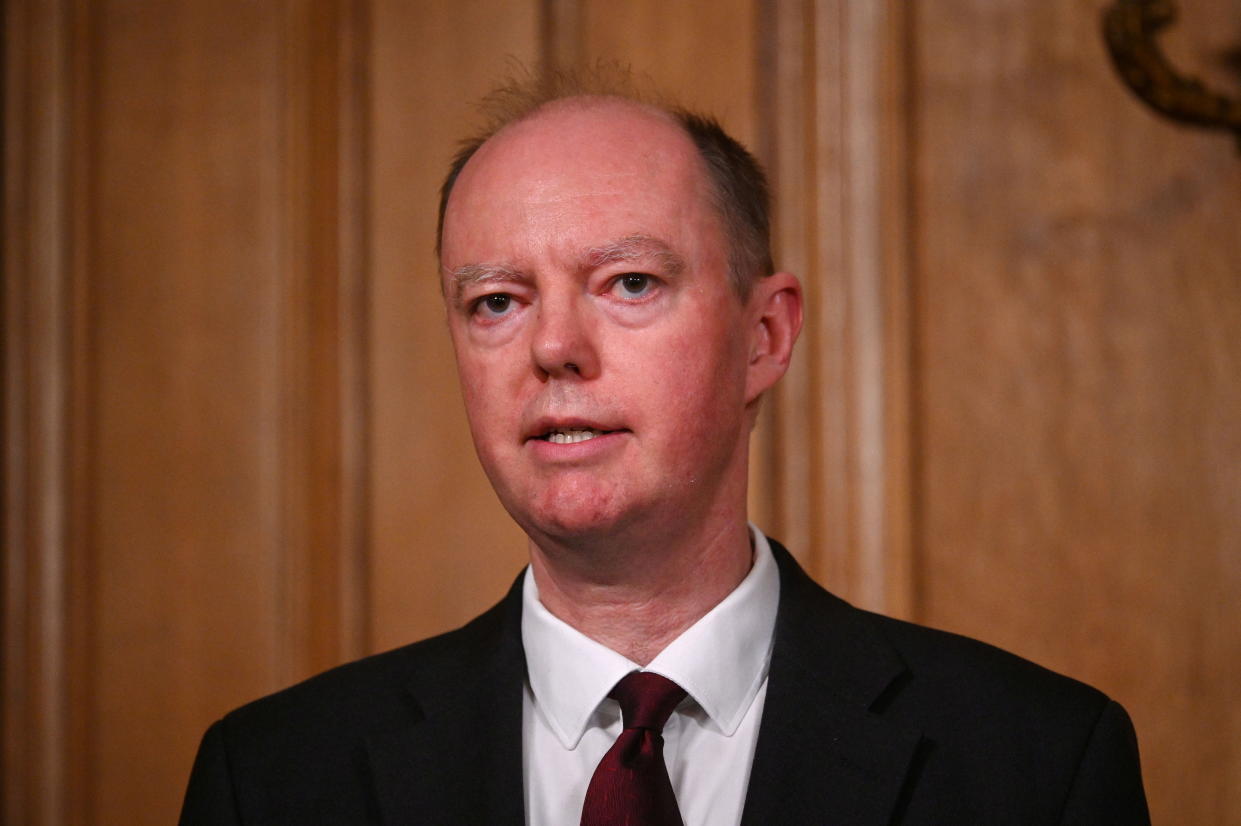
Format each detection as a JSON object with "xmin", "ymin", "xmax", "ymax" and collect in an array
[{"xmin": 435, "ymin": 63, "xmax": 773, "ymax": 298}]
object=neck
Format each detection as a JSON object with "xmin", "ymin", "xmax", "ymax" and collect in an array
[{"xmin": 527, "ymin": 516, "xmax": 753, "ymax": 665}]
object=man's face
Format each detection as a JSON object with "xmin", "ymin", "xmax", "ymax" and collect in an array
[{"xmin": 440, "ymin": 100, "xmax": 762, "ymax": 547}]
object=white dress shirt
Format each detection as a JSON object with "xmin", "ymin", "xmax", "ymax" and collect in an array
[{"xmin": 521, "ymin": 525, "xmax": 781, "ymax": 826}]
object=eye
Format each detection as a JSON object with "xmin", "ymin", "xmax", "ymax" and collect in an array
[
  {"xmin": 473, "ymin": 293, "xmax": 515, "ymax": 319},
  {"xmin": 611, "ymin": 273, "xmax": 656, "ymax": 299}
]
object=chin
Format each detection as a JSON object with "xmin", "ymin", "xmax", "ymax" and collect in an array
[
  {"xmin": 525, "ymin": 505, "xmax": 629, "ymax": 544},
  {"xmin": 509, "ymin": 485, "xmax": 646, "ymax": 547}
]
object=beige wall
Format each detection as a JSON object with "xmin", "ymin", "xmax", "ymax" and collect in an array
[{"xmin": 5, "ymin": 1, "xmax": 1239, "ymax": 824}]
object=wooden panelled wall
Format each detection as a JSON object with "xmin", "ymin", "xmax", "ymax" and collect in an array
[{"xmin": 4, "ymin": 1, "xmax": 1239, "ymax": 824}]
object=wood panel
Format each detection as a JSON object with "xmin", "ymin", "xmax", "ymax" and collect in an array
[
  {"xmin": 9, "ymin": 0, "xmax": 1237, "ymax": 823},
  {"xmin": 569, "ymin": 0, "xmax": 760, "ymax": 147},
  {"xmin": 366, "ymin": 0, "xmax": 540, "ymax": 653},
  {"xmin": 912, "ymin": 1, "xmax": 1241, "ymax": 822},
  {"xmin": 4, "ymin": 4, "xmax": 80, "ymax": 823},
  {"xmin": 761, "ymin": 0, "xmax": 915, "ymax": 615},
  {"xmin": 3, "ymin": 1, "xmax": 368, "ymax": 823},
  {"xmin": 88, "ymin": 5, "xmax": 283, "ymax": 815}
]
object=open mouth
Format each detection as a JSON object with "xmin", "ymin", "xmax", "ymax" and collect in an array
[{"xmin": 537, "ymin": 427, "xmax": 622, "ymax": 445}]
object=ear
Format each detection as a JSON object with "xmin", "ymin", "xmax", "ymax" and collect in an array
[{"xmin": 744, "ymin": 271, "xmax": 803, "ymax": 404}]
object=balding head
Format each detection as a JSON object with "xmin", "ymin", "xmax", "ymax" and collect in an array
[{"xmin": 437, "ymin": 69, "xmax": 773, "ymax": 297}]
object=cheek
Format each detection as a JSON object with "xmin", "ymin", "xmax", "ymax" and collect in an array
[
  {"xmin": 455, "ymin": 356, "xmax": 513, "ymax": 455},
  {"xmin": 455, "ymin": 359, "xmax": 491, "ymax": 417},
  {"xmin": 645, "ymin": 323, "xmax": 748, "ymax": 452},
  {"xmin": 454, "ymin": 334, "xmax": 525, "ymax": 408}
]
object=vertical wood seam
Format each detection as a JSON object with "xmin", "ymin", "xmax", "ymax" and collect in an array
[
  {"xmin": 276, "ymin": 0, "xmax": 304, "ymax": 691},
  {"xmin": 886, "ymin": 0, "xmax": 917, "ymax": 621},
  {"xmin": 335, "ymin": 0, "xmax": 372, "ymax": 661},
  {"xmin": 70, "ymin": 0, "xmax": 101, "ymax": 820},
  {"xmin": 764, "ymin": 0, "xmax": 815, "ymax": 562},
  {"xmin": 813, "ymin": 0, "xmax": 845, "ymax": 587},
  {"xmin": 2, "ymin": 1, "xmax": 78, "ymax": 822},
  {"xmin": 276, "ymin": 0, "xmax": 372, "ymax": 682}
]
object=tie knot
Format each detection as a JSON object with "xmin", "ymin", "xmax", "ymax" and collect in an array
[{"xmin": 609, "ymin": 672, "xmax": 687, "ymax": 732}]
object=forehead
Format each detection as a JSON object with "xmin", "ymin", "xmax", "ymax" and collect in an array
[{"xmin": 440, "ymin": 99, "xmax": 722, "ymax": 269}]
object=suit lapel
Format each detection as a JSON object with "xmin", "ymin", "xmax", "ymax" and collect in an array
[
  {"xmin": 360, "ymin": 544, "xmax": 921, "ymax": 825},
  {"xmin": 366, "ymin": 577, "xmax": 528, "ymax": 826},
  {"xmin": 741, "ymin": 543, "xmax": 922, "ymax": 826}
]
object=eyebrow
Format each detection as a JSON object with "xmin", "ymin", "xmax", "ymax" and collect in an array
[
  {"xmin": 445, "ymin": 234, "xmax": 686, "ymax": 303},
  {"xmin": 585, "ymin": 234, "xmax": 685, "ymax": 276},
  {"xmin": 445, "ymin": 263, "xmax": 526, "ymax": 303}
]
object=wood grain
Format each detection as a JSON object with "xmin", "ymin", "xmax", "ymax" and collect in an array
[
  {"xmin": 6, "ymin": 1, "xmax": 1239, "ymax": 823},
  {"xmin": 761, "ymin": 0, "xmax": 915, "ymax": 616},
  {"xmin": 275, "ymin": 0, "xmax": 370, "ymax": 689},
  {"xmin": 574, "ymin": 0, "xmax": 760, "ymax": 147},
  {"xmin": 88, "ymin": 3, "xmax": 288, "ymax": 819},
  {"xmin": 3, "ymin": 4, "xmax": 77, "ymax": 823},
  {"xmin": 4, "ymin": 1, "xmax": 372, "ymax": 822},
  {"xmin": 912, "ymin": 1, "xmax": 1241, "ymax": 821},
  {"xmin": 366, "ymin": 0, "xmax": 539, "ymax": 652}
]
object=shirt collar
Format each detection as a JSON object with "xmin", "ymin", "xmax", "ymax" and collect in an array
[{"xmin": 521, "ymin": 525, "xmax": 780, "ymax": 749}]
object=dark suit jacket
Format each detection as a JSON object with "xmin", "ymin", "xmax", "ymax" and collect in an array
[{"xmin": 180, "ymin": 541, "xmax": 1149, "ymax": 825}]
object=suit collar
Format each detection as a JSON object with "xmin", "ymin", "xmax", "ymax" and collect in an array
[
  {"xmin": 521, "ymin": 526, "xmax": 781, "ymax": 747},
  {"xmin": 362, "ymin": 541, "xmax": 922, "ymax": 826},
  {"xmin": 366, "ymin": 572, "xmax": 528, "ymax": 826},
  {"xmin": 741, "ymin": 541, "xmax": 923, "ymax": 826}
]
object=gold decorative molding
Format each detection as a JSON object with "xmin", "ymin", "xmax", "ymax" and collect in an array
[{"xmin": 1103, "ymin": 0, "xmax": 1241, "ymax": 147}]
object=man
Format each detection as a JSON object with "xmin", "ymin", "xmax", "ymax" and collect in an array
[{"xmin": 181, "ymin": 74, "xmax": 1149, "ymax": 824}]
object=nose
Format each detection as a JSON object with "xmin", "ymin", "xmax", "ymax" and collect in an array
[{"xmin": 530, "ymin": 292, "xmax": 600, "ymax": 380}]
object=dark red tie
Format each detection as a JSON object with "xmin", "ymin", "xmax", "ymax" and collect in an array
[{"xmin": 580, "ymin": 671, "xmax": 688, "ymax": 826}]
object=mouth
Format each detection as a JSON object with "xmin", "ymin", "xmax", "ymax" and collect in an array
[{"xmin": 535, "ymin": 427, "xmax": 624, "ymax": 445}]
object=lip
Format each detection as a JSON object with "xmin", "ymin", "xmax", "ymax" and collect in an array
[
  {"xmin": 522, "ymin": 416, "xmax": 631, "ymax": 462},
  {"xmin": 522, "ymin": 416, "xmax": 629, "ymax": 444},
  {"xmin": 526, "ymin": 428, "xmax": 630, "ymax": 462}
]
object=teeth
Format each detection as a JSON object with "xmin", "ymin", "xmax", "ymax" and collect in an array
[{"xmin": 547, "ymin": 428, "xmax": 602, "ymax": 444}]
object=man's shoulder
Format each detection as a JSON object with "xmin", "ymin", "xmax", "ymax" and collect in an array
[
  {"xmin": 217, "ymin": 577, "xmax": 523, "ymax": 751},
  {"xmin": 763, "ymin": 541, "xmax": 1147, "ymax": 822},
  {"xmin": 864, "ymin": 607, "xmax": 1109, "ymax": 723},
  {"xmin": 860, "ymin": 611, "xmax": 1147, "ymax": 821},
  {"xmin": 180, "ymin": 579, "xmax": 528, "ymax": 824},
  {"xmin": 769, "ymin": 538, "xmax": 1117, "ymax": 745}
]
